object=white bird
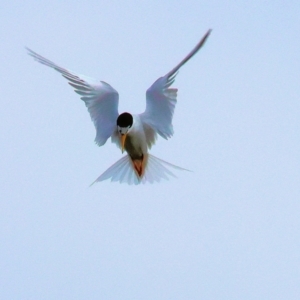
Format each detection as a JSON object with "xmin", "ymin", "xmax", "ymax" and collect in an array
[{"xmin": 26, "ymin": 29, "xmax": 211, "ymax": 185}]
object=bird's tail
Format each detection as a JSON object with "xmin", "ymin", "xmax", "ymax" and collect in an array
[{"xmin": 90, "ymin": 154, "xmax": 189, "ymax": 185}]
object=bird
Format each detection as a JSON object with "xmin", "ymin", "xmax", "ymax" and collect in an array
[{"xmin": 26, "ymin": 29, "xmax": 211, "ymax": 185}]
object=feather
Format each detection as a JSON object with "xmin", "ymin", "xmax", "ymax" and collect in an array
[{"xmin": 91, "ymin": 154, "xmax": 190, "ymax": 185}]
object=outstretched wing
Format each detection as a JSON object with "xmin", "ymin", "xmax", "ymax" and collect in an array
[
  {"xmin": 140, "ymin": 29, "xmax": 211, "ymax": 139},
  {"xmin": 26, "ymin": 48, "xmax": 119, "ymax": 146}
]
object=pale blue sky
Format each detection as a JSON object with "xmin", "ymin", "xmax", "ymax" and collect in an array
[{"xmin": 1, "ymin": 1, "xmax": 300, "ymax": 299}]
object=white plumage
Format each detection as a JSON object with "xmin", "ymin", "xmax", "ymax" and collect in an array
[{"xmin": 26, "ymin": 29, "xmax": 211, "ymax": 184}]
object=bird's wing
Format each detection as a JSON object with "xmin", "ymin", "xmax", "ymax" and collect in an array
[
  {"xmin": 140, "ymin": 29, "xmax": 211, "ymax": 139},
  {"xmin": 26, "ymin": 48, "xmax": 119, "ymax": 146}
]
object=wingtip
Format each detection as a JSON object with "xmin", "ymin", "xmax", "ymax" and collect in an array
[
  {"xmin": 89, "ymin": 180, "xmax": 97, "ymax": 187},
  {"xmin": 25, "ymin": 47, "xmax": 38, "ymax": 59},
  {"xmin": 207, "ymin": 29, "xmax": 213, "ymax": 38},
  {"xmin": 25, "ymin": 46, "xmax": 34, "ymax": 54},
  {"xmin": 201, "ymin": 29, "xmax": 212, "ymax": 44},
  {"xmin": 25, "ymin": 46, "xmax": 31, "ymax": 55}
]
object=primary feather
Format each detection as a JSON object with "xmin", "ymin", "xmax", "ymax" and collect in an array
[
  {"xmin": 140, "ymin": 29, "xmax": 211, "ymax": 139},
  {"xmin": 26, "ymin": 47, "xmax": 119, "ymax": 146}
]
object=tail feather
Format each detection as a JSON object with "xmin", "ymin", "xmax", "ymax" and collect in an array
[
  {"xmin": 91, "ymin": 154, "xmax": 190, "ymax": 185},
  {"xmin": 90, "ymin": 156, "xmax": 138, "ymax": 186}
]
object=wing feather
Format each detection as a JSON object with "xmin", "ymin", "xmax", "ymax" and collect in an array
[
  {"xmin": 26, "ymin": 48, "xmax": 119, "ymax": 146},
  {"xmin": 140, "ymin": 29, "xmax": 211, "ymax": 139}
]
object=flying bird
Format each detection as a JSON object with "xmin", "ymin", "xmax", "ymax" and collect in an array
[{"xmin": 27, "ymin": 29, "xmax": 211, "ymax": 185}]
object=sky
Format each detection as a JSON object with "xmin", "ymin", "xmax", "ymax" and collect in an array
[{"xmin": 1, "ymin": 0, "xmax": 300, "ymax": 299}]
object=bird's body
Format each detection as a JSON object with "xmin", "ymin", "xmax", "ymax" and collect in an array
[
  {"xmin": 123, "ymin": 115, "xmax": 149, "ymax": 159},
  {"xmin": 27, "ymin": 30, "xmax": 211, "ymax": 185},
  {"xmin": 116, "ymin": 114, "xmax": 150, "ymax": 177}
]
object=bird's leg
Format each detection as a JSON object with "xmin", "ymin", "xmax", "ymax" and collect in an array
[
  {"xmin": 131, "ymin": 154, "xmax": 147, "ymax": 178},
  {"xmin": 132, "ymin": 159, "xmax": 143, "ymax": 177}
]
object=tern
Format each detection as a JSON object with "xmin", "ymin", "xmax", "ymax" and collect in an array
[{"xmin": 27, "ymin": 29, "xmax": 211, "ymax": 185}]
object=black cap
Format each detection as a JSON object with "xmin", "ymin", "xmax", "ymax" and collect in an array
[{"xmin": 117, "ymin": 112, "xmax": 133, "ymax": 127}]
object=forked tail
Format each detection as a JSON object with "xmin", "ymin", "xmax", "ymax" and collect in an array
[{"xmin": 90, "ymin": 154, "xmax": 190, "ymax": 185}]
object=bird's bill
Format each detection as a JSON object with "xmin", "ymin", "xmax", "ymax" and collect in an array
[{"xmin": 121, "ymin": 134, "xmax": 127, "ymax": 153}]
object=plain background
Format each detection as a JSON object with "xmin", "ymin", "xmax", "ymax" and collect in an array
[{"xmin": 1, "ymin": 1, "xmax": 300, "ymax": 299}]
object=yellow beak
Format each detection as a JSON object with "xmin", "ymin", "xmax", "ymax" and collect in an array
[{"xmin": 121, "ymin": 134, "xmax": 127, "ymax": 153}]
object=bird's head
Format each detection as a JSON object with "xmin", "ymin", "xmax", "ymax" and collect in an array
[{"xmin": 117, "ymin": 112, "xmax": 133, "ymax": 153}]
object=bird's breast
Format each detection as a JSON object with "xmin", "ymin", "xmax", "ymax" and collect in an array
[
  {"xmin": 124, "ymin": 135, "xmax": 144, "ymax": 160},
  {"xmin": 124, "ymin": 132, "xmax": 148, "ymax": 178}
]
